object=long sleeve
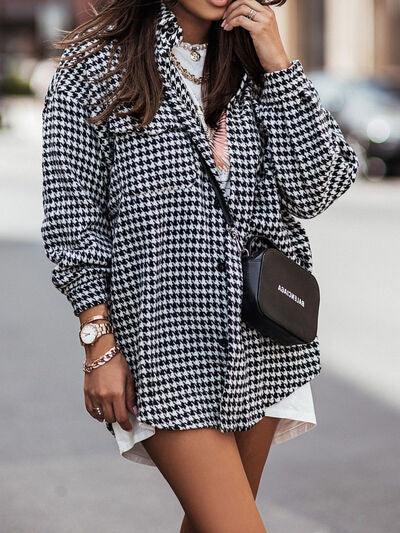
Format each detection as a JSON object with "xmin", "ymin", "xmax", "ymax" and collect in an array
[
  {"xmin": 41, "ymin": 86, "xmax": 114, "ymax": 316},
  {"xmin": 255, "ymin": 59, "xmax": 359, "ymax": 219}
]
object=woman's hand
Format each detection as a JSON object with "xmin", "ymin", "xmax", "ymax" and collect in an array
[
  {"xmin": 80, "ymin": 304, "xmax": 136, "ymax": 432},
  {"xmin": 221, "ymin": 0, "xmax": 291, "ymax": 73},
  {"xmin": 84, "ymin": 343, "xmax": 136, "ymax": 432}
]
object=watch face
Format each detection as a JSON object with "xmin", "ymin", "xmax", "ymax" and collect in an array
[{"xmin": 80, "ymin": 324, "xmax": 98, "ymax": 345}]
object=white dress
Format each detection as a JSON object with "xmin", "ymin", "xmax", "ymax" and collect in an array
[{"xmin": 111, "ymin": 43, "xmax": 317, "ymax": 467}]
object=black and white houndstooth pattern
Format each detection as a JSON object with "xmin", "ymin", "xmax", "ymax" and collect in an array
[{"xmin": 41, "ymin": 2, "xmax": 358, "ymax": 438}]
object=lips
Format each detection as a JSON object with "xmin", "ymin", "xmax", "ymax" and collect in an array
[{"xmin": 208, "ymin": 0, "xmax": 230, "ymax": 8}]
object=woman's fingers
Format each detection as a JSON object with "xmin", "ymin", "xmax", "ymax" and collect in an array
[
  {"xmin": 86, "ymin": 388, "xmax": 132, "ymax": 431},
  {"xmin": 222, "ymin": 13, "xmax": 257, "ymax": 33},
  {"xmin": 223, "ymin": 0, "xmax": 273, "ymax": 18},
  {"xmin": 221, "ymin": 0, "xmax": 291, "ymax": 72},
  {"xmin": 125, "ymin": 372, "xmax": 138, "ymax": 416},
  {"xmin": 101, "ymin": 397, "xmax": 117, "ymax": 426},
  {"xmin": 84, "ymin": 391, "xmax": 104, "ymax": 422},
  {"xmin": 222, "ymin": 0, "xmax": 272, "ymax": 30},
  {"xmin": 113, "ymin": 392, "xmax": 133, "ymax": 432},
  {"xmin": 83, "ymin": 353, "xmax": 135, "ymax": 431}
]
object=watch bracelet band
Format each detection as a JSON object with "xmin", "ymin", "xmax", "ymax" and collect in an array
[
  {"xmin": 83, "ymin": 344, "xmax": 121, "ymax": 373},
  {"xmin": 97, "ymin": 322, "xmax": 113, "ymax": 336}
]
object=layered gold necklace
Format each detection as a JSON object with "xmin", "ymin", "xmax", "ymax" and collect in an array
[
  {"xmin": 170, "ymin": 42, "xmax": 230, "ymax": 172},
  {"xmin": 170, "ymin": 50, "xmax": 205, "ymax": 85}
]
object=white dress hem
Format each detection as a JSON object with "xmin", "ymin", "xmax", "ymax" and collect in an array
[{"xmin": 111, "ymin": 383, "xmax": 317, "ymax": 467}]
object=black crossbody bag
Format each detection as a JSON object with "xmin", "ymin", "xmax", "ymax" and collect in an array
[{"xmin": 195, "ymin": 151, "xmax": 320, "ymax": 346}]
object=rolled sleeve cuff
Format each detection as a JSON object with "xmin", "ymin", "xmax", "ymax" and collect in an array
[
  {"xmin": 261, "ymin": 59, "xmax": 320, "ymax": 106},
  {"xmin": 53, "ymin": 271, "xmax": 111, "ymax": 316}
]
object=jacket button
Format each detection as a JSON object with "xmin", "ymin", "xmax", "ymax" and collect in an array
[
  {"xmin": 213, "ymin": 197, "xmax": 220, "ymax": 209},
  {"xmin": 216, "ymin": 259, "xmax": 227, "ymax": 272},
  {"xmin": 217, "ymin": 337, "xmax": 228, "ymax": 348}
]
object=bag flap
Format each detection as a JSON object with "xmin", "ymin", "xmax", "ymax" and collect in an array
[{"xmin": 258, "ymin": 249, "xmax": 320, "ymax": 342}]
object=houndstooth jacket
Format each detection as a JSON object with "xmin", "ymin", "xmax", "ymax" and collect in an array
[{"xmin": 41, "ymin": 1, "xmax": 359, "ymax": 437}]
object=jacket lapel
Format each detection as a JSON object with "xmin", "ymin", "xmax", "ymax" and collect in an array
[
  {"xmin": 155, "ymin": 3, "xmax": 219, "ymax": 180},
  {"xmin": 155, "ymin": 2, "xmax": 262, "ymax": 238},
  {"xmin": 164, "ymin": 65, "xmax": 220, "ymax": 180}
]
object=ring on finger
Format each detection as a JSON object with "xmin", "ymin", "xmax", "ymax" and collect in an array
[
  {"xmin": 94, "ymin": 405, "xmax": 104, "ymax": 417},
  {"xmin": 247, "ymin": 8, "xmax": 257, "ymax": 20}
]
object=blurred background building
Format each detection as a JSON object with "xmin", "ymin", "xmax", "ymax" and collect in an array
[
  {"xmin": 275, "ymin": 0, "xmax": 400, "ymax": 178},
  {"xmin": 277, "ymin": 0, "xmax": 400, "ymax": 79}
]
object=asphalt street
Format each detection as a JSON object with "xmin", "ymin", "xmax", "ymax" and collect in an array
[{"xmin": 1, "ymin": 98, "xmax": 399, "ymax": 533}]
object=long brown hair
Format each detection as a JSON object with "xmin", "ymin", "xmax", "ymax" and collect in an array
[{"xmin": 56, "ymin": 0, "xmax": 288, "ymax": 128}]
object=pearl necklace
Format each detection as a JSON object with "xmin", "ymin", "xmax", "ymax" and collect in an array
[
  {"xmin": 170, "ymin": 38, "xmax": 208, "ymax": 83},
  {"xmin": 178, "ymin": 40, "xmax": 208, "ymax": 62}
]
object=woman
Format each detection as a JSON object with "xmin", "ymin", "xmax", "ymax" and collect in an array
[{"xmin": 41, "ymin": 0, "xmax": 358, "ymax": 531}]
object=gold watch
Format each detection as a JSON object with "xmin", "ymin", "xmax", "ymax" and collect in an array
[{"xmin": 79, "ymin": 321, "xmax": 113, "ymax": 346}]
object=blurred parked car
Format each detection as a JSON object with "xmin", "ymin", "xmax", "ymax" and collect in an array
[{"xmin": 308, "ymin": 71, "xmax": 400, "ymax": 179}]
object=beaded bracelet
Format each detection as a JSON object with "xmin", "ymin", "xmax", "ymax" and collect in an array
[{"xmin": 83, "ymin": 344, "xmax": 121, "ymax": 374}]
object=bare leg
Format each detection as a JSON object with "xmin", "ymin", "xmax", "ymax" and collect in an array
[
  {"xmin": 141, "ymin": 427, "xmax": 267, "ymax": 533},
  {"xmin": 179, "ymin": 416, "xmax": 280, "ymax": 532},
  {"xmin": 234, "ymin": 416, "xmax": 280, "ymax": 498},
  {"xmin": 180, "ymin": 513, "xmax": 198, "ymax": 533}
]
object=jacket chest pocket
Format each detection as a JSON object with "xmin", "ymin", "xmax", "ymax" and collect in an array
[{"xmin": 108, "ymin": 107, "xmax": 198, "ymax": 199}]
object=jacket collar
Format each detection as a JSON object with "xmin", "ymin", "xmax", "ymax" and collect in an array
[
  {"xmin": 155, "ymin": 1, "xmax": 183, "ymax": 55},
  {"xmin": 153, "ymin": 2, "xmax": 254, "ymax": 201}
]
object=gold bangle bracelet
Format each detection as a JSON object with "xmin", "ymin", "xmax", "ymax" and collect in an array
[{"xmin": 80, "ymin": 314, "xmax": 109, "ymax": 330}]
